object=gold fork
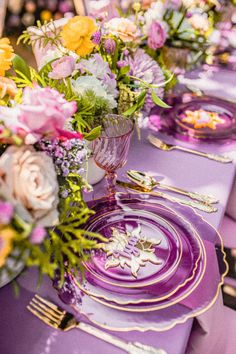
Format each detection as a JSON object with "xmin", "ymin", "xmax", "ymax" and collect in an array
[
  {"xmin": 148, "ymin": 135, "xmax": 233, "ymax": 163},
  {"xmin": 27, "ymin": 294, "xmax": 167, "ymax": 354}
]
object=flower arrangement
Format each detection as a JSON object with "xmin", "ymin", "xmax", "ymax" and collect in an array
[
  {"xmin": 0, "ymin": 38, "xmax": 106, "ymax": 285},
  {"xmin": 116, "ymin": 0, "xmax": 225, "ymax": 72},
  {"xmin": 18, "ymin": 15, "xmax": 171, "ymax": 136}
]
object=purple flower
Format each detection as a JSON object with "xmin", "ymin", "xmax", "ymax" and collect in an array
[
  {"xmin": 148, "ymin": 114, "xmax": 162, "ymax": 131},
  {"xmin": 92, "ymin": 31, "xmax": 101, "ymax": 45},
  {"xmin": 117, "ymin": 60, "xmax": 126, "ymax": 68},
  {"xmin": 124, "ymin": 49, "xmax": 164, "ymax": 114},
  {"xmin": 48, "ymin": 56, "xmax": 76, "ymax": 80},
  {"xmin": 0, "ymin": 201, "xmax": 14, "ymax": 225},
  {"xmin": 104, "ymin": 38, "xmax": 116, "ymax": 54},
  {"xmin": 30, "ymin": 226, "xmax": 47, "ymax": 244},
  {"xmin": 147, "ymin": 21, "xmax": 166, "ymax": 50}
]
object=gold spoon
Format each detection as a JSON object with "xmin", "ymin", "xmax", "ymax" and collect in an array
[{"xmin": 126, "ymin": 170, "xmax": 218, "ymax": 204}]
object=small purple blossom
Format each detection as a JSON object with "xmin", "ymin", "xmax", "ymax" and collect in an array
[
  {"xmin": 123, "ymin": 49, "xmax": 129, "ymax": 56},
  {"xmin": 117, "ymin": 60, "xmax": 126, "ymax": 68},
  {"xmin": 37, "ymin": 138, "xmax": 88, "ymax": 177},
  {"xmin": 30, "ymin": 226, "xmax": 47, "ymax": 244},
  {"xmin": 104, "ymin": 38, "xmax": 116, "ymax": 54},
  {"xmin": 92, "ymin": 31, "xmax": 101, "ymax": 45},
  {"xmin": 147, "ymin": 21, "xmax": 166, "ymax": 50},
  {"xmin": 124, "ymin": 49, "xmax": 164, "ymax": 114},
  {"xmin": 61, "ymin": 189, "xmax": 69, "ymax": 198},
  {"xmin": 0, "ymin": 201, "xmax": 14, "ymax": 225}
]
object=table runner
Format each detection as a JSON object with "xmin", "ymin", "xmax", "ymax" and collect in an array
[{"xmin": 0, "ymin": 128, "xmax": 235, "ymax": 354}]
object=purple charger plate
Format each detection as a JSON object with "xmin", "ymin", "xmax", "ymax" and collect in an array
[
  {"xmin": 73, "ymin": 201, "xmax": 204, "ymax": 309},
  {"xmin": 152, "ymin": 95, "xmax": 236, "ymax": 144},
  {"xmin": 55, "ymin": 193, "xmax": 227, "ymax": 331},
  {"xmin": 175, "ymin": 97, "xmax": 236, "ymax": 139}
]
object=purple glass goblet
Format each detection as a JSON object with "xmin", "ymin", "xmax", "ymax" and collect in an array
[{"xmin": 93, "ymin": 114, "xmax": 134, "ymax": 196}]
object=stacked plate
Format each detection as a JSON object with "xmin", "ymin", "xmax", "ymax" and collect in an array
[
  {"xmin": 174, "ymin": 96, "xmax": 236, "ymax": 141},
  {"xmin": 67, "ymin": 193, "xmax": 226, "ymax": 331}
]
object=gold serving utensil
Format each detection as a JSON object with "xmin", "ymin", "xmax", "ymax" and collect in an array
[
  {"xmin": 27, "ymin": 294, "xmax": 167, "ymax": 354},
  {"xmin": 126, "ymin": 170, "xmax": 218, "ymax": 204},
  {"xmin": 117, "ymin": 180, "xmax": 218, "ymax": 213},
  {"xmin": 147, "ymin": 134, "xmax": 233, "ymax": 164}
]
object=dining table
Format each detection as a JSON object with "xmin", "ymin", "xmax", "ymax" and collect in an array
[
  {"xmin": 1, "ymin": 61, "xmax": 236, "ymax": 354},
  {"xmin": 0, "ymin": 120, "xmax": 236, "ymax": 354}
]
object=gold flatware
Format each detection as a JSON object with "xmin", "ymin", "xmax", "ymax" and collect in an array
[
  {"xmin": 117, "ymin": 180, "xmax": 218, "ymax": 213},
  {"xmin": 126, "ymin": 170, "xmax": 218, "ymax": 204},
  {"xmin": 147, "ymin": 135, "xmax": 233, "ymax": 164},
  {"xmin": 27, "ymin": 294, "xmax": 167, "ymax": 354}
]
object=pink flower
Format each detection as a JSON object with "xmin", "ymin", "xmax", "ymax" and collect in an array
[
  {"xmin": 30, "ymin": 226, "xmax": 47, "ymax": 244},
  {"xmin": 19, "ymin": 85, "xmax": 77, "ymax": 142},
  {"xmin": 0, "ymin": 201, "xmax": 14, "ymax": 225},
  {"xmin": 48, "ymin": 56, "xmax": 76, "ymax": 79},
  {"xmin": 147, "ymin": 21, "xmax": 166, "ymax": 50}
]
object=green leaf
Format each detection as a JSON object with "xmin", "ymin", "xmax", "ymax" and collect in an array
[
  {"xmin": 13, "ymin": 55, "xmax": 31, "ymax": 80},
  {"xmin": 123, "ymin": 102, "xmax": 139, "ymax": 116},
  {"xmin": 118, "ymin": 65, "xmax": 130, "ymax": 79},
  {"xmin": 151, "ymin": 91, "xmax": 171, "ymax": 108},
  {"xmin": 84, "ymin": 126, "xmax": 101, "ymax": 141},
  {"xmin": 137, "ymin": 90, "xmax": 146, "ymax": 108}
]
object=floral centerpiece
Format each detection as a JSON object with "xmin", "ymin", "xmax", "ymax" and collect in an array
[
  {"xmin": 18, "ymin": 14, "xmax": 171, "ymax": 135},
  {"xmin": 116, "ymin": 0, "xmax": 224, "ymax": 73},
  {"xmin": 0, "ymin": 37, "xmax": 106, "ymax": 286}
]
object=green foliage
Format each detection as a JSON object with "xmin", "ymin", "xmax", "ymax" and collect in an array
[
  {"xmin": 18, "ymin": 20, "xmax": 63, "ymax": 48},
  {"xmin": 72, "ymin": 90, "xmax": 110, "ymax": 133},
  {"xmin": 13, "ymin": 55, "xmax": 31, "ymax": 80}
]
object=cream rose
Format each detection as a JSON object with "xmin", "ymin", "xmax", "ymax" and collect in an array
[
  {"xmin": 105, "ymin": 18, "xmax": 139, "ymax": 42},
  {"xmin": 0, "ymin": 145, "xmax": 59, "ymax": 226},
  {"xmin": 188, "ymin": 13, "xmax": 210, "ymax": 34}
]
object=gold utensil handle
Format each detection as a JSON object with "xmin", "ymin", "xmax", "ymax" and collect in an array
[
  {"xmin": 207, "ymin": 153, "xmax": 233, "ymax": 163},
  {"xmin": 176, "ymin": 146, "xmax": 233, "ymax": 163},
  {"xmin": 186, "ymin": 191, "xmax": 218, "ymax": 204},
  {"xmin": 151, "ymin": 191, "xmax": 217, "ymax": 213},
  {"xmin": 78, "ymin": 322, "xmax": 166, "ymax": 354},
  {"xmin": 158, "ymin": 183, "xmax": 218, "ymax": 204}
]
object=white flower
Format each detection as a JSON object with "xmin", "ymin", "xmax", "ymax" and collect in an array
[
  {"xmin": 188, "ymin": 13, "xmax": 210, "ymax": 33},
  {"xmin": 71, "ymin": 76, "xmax": 117, "ymax": 109},
  {"xmin": 0, "ymin": 145, "xmax": 59, "ymax": 227},
  {"xmin": 143, "ymin": 1, "xmax": 165, "ymax": 33}
]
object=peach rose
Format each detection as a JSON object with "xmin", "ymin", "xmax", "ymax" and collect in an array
[
  {"xmin": 0, "ymin": 77, "xmax": 17, "ymax": 99},
  {"xmin": 0, "ymin": 146, "xmax": 59, "ymax": 227},
  {"xmin": 105, "ymin": 18, "xmax": 139, "ymax": 42}
]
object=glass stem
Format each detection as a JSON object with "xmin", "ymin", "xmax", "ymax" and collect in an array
[{"xmin": 105, "ymin": 171, "xmax": 117, "ymax": 196}]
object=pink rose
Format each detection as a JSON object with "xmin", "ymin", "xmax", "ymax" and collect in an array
[
  {"xmin": 48, "ymin": 56, "xmax": 76, "ymax": 79},
  {"xmin": 19, "ymin": 85, "xmax": 77, "ymax": 142},
  {"xmin": 147, "ymin": 21, "xmax": 167, "ymax": 50}
]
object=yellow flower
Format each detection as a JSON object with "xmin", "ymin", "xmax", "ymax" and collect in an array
[
  {"xmin": 61, "ymin": 16, "xmax": 97, "ymax": 57},
  {"xmin": 0, "ymin": 38, "xmax": 14, "ymax": 76},
  {"xmin": 0, "ymin": 226, "xmax": 15, "ymax": 267}
]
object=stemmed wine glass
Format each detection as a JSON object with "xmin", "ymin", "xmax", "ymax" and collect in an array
[{"xmin": 93, "ymin": 114, "xmax": 134, "ymax": 196}]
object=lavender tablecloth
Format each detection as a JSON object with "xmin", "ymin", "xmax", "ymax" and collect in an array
[{"xmin": 0, "ymin": 127, "xmax": 235, "ymax": 354}]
